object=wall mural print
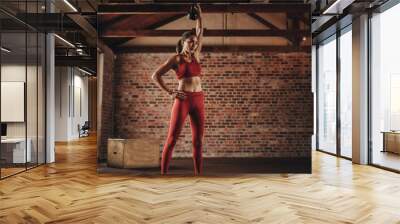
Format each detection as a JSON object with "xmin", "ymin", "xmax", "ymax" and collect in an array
[{"xmin": 97, "ymin": 2, "xmax": 312, "ymax": 175}]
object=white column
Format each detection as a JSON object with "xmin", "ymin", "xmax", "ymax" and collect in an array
[
  {"xmin": 55, "ymin": 67, "xmax": 74, "ymax": 141},
  {"xmin": 46, "ymin": 1, "xmax": 55, "ymax": 163},
  {"xmin": 46, "ymin": 33, "xmax": 55, "ymax": 163},
  {"xmin": 352, "ymin": 14, "xmax": 369, "ymax": 164}
]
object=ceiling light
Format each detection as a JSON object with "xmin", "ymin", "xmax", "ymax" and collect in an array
[
  {"xmin": 322, "ymin": 0, "xmax": 354, "ymax": 15},
  {"xmin": 1, "ymin": 47, "xmax": 11, "ymax": 53},
  {"xmin": 78, "ymin": 67, "xmax": 93, "ymax": 76},
  {"xmin": 323, "ymin": 0, "xmax": 341, "ymax": 14},
  {"xmin": 63, "ymin": 0, "xmax": 78, "ymax": 12},
  {"xmin": 54, "ymin": 34, "xmax": 75, "ymax": 48},
  {"xmin": 76, "ymin": 48, "xmax": 86, "ymax": 56}
]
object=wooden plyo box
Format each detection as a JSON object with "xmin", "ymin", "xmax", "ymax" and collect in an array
[
  {"xmin": 383, "ymin": 132, "xmax": 400, "ymax": 154},
  {"xmin": 107, "ymin": 139, "xmax": 125, "ymax": 168},
  {"xmin": 107, "ymin": 138, "xmax": 160, "ymax": 168}
]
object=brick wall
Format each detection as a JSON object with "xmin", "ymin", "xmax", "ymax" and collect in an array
[{"xmin": 112, "ymin": 51, "xmax": 312, "ymax": 158}]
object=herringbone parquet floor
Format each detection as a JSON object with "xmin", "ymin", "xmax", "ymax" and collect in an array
[{"xmin": 1, "ymin": 135, "xmax": 400, "ymax": 224}]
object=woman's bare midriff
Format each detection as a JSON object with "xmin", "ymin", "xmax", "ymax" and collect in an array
[{"xmin": 178, "ymin": 76, "xmax": 202, "ymax": 92}]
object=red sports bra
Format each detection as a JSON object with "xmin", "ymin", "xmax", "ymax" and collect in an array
[{"xmin": 175, "ymin": 56, "xmax": 202, "ymax": 80}]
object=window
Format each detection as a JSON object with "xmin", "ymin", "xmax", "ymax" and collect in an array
[
  {"xmin": 317, "ymin": 35, "xmax": 337, "ymax": 154},
  {"xmin": 370, "ymin": 2, "xmax": 400, "ymax": 171},
  {"xmin": 339, "ymin": 27, "xmax": 352, "ymax": 158}
]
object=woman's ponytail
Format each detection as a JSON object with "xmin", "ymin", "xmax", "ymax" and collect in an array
[{"xmin": 176, "ymin": 39, "xmax": 183, "ymax": 54}]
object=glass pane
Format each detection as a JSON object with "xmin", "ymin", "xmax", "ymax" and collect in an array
[
  {"xmin": 0, "ymin": 1, "xmax": 46, "ymax": 178},
  {"xmin": 371, "ymin": 4, "xmax": 400, "ymax": 171},
  {"xmin": 1, "ymin": 30, "xmax": 27, "ymax": 177},
  {"xmin": 38, "ymin": 32, "xmax": 45, "ymax": 165},
  {"xmin": 340, "ymin": 28, "xmax": 352, "ymax": 158},
  {"xmin": 318, "ymin": 36, "xmax": 337, "ymax": 154},
  {"xmin": 312, "ymin": 46, "xmax": 317, "ymax": 151},
  {"xmin": 27, "ymin": 31, "xmax": 38, "ymax": 169}
]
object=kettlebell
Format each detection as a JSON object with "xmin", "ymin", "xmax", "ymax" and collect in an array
[{"xmin": 188, "ymin": 4, "xmax": 198, "ymax": 20}]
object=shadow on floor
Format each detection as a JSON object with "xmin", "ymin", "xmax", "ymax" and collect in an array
[{"xmin": 97, "ymin": 157, "xmax": 311, "ymax": 176}]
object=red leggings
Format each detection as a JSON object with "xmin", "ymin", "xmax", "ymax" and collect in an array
[{"xmin": 161, "ymin": 91, "xmax": 205, "ymax": 175}]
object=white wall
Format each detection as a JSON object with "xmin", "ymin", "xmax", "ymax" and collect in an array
[
  {"xmin": 73, "ymin": 72, "xmax": 89, "ymax": 137},
  {"xmin": 1, "ymin": 63, "xmax": 46, "ymax": 164},
  {"xmin": 55, "ymin": 67, "xmax": 89, "ymax": 141},
  {"xmin": 1, "ymin": 65, "xmax": 26, "ymax": 139},
  {"xmin": 55, "ymin": 66, "xmax": 70, "ymax": 141},
  {"xmin": 1, "ymin": 64, "xmax": 38, "ymax": 138}
]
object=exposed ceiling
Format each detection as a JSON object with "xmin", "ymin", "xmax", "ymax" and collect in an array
[
  {"xmin": 0, "ymin": 32, "xmax": 46, "ymax": 64},
  {"xmin": 98, "ymin": 2, "xmax": 311, "ymax": 52},
  {"xmin": 0, "ymin": 0, "xmax": 98, "ymax": 74},
  {"xmin": 310, "ymin": 0, "xmax": 391, "ymax": 42},
  {"xmin": 1, "ymin": 0, "xmax": 312, "ymax": 73}
]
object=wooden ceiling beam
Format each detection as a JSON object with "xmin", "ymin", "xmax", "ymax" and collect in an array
[
  {"xmin": 98, "ymin": 3, "xmax": 309, "ymax": 14},
  {"xmin": 246, "ymin": 12, "xmax": 293, "ymax": 45},
  {"xmin": 114, "ymin": 45, "xmax": 310, "ymax": 53},
  {"xmin": 247, "ymin": 13, "xmax": 280, "ymax": 30},
  {"xmin": 101, "ymin": 15, "xmax": 132, "ymax": 28},
  {"xmin": 287, "ymin": 13, "xmax": 302, "ymax": 47},
  {"xmin": 146, "ymin": 14, "xmax": 186, "ymax": 29},
  {"xmin": 104, "ymin": 38, "xmax": 134, "ymax": 48},
  {"xmin": 153, "ymin": 0, "xmax": 251, "ymax": 2},
  {"xmin": 103, "ymin": 14, "xmax": 186, "ymax": 49},
  {"xmin": 102, "ymin": 29, "xmax": 310, "ymax": 38}
]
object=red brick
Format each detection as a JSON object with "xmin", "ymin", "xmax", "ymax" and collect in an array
[{"xmin": 107, "ymin": 52, "xmax": 312, "ymax": 158}]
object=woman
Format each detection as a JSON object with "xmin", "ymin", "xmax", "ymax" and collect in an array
[{"xmin": 151, "ymin": 4, "xmax": 204, "ymax": 175}]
